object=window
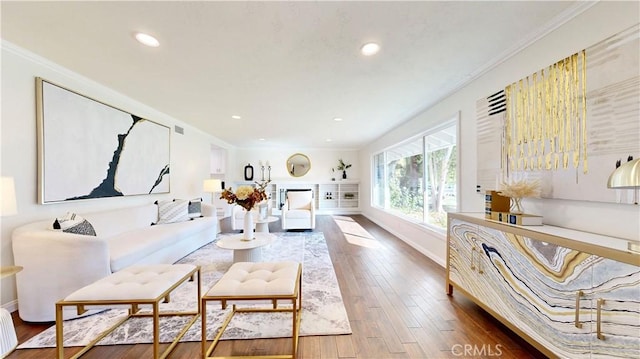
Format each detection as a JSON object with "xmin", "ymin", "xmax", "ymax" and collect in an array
[{"xmin": 372, "ymin": 117, "xmax": 458, "ymax": 231}]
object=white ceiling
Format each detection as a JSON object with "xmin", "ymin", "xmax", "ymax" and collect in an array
[{"xmin": 1, "ymin": 1, "xmax": 584, "ymax": 150}]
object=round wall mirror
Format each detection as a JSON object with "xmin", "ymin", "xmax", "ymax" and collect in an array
[{"xmin": 286, "ymin": 153, "xmax": 311, "ymax": 177}]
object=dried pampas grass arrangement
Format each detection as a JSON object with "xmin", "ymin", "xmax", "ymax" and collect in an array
[{"xmin": 498, "ymin": 178, "xmax": 541, "ymax": 199}]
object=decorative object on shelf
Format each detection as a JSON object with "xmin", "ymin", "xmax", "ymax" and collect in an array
[
  {"xmin": 244, "ymin": 163, "xmax": 254, "ymax": 181},
  {"xmin": 498, "ymin": 177, "xmax": 540, "ymax": 214},
  {"xmin": 331, "ymin": 168, "xmax": 336, "ymax": 181},
  {"xmin": 258, "ymin": 160, "xmax": 272, "ymax": 181},
  {"xmin": 336, "ymin": 159, "xmax": 351, "ymax": 180},
  {"xmin": 484, "ymin": 190, "xmax": 511, "ymax": 219},
  {"xmin": 220, "ymin": 184, "xmax": 267, "ymax": 240},
  {"xmin": 491, "ymin": 212, "xmax": 543, "ymax": 226}
]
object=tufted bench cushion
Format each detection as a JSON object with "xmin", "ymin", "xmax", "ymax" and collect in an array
[
  {"xmin": 206, "ymin": 261, "xmax": 299, "ymax": 297},
  {"xmin": 56, "ymin": 264, "xmax": 201, "ymax": 359},
  {"xmin": 201, "ymin": 261, "xmax": 302, "ymax": 359},
  {"xmin": 64, "ymin": 264, "xmax": 197, "ymax": 302}
]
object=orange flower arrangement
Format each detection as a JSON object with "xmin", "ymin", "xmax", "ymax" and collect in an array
[{"xmin": 220, "ymin": 184, "xmax": 268, "ymax": 211}]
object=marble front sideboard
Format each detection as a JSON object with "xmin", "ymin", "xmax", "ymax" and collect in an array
[{"xmin": 446, "ymin": 213, "xmax": 639, "ymax": 359}]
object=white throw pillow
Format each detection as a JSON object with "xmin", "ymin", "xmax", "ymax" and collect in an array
[{"xmin": 154, "ymin": 199, "xmax": 190, "ymax": 224}]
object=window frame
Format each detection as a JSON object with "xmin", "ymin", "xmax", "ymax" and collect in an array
[{"xmin": 371, "ymin": 114, "xmax": 460, "ymax": 233}]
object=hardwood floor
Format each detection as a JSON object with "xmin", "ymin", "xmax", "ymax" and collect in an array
[{"xmin": 7, "ymin": 215, "xmax": 547, "ymax": 358}]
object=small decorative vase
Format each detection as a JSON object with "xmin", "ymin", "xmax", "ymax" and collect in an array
[
  {"xmin": 342, "ymin": 170, "xmax": 347, "ymax": 180},
  {"xmin": 243, "ymin": 210, "xmax": 255, "ymax": 240},
  {"xmin": 510, "ymin": 197, "xmax": 524, "ymax": 214}
]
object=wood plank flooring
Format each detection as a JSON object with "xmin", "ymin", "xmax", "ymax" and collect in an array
[{"xmin": 7, "ymin": 215, "xmax": 547, "ymax": 358}]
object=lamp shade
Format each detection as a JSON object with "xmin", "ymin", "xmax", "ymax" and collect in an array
[
  {"xmin": 203, "ymin": 179, "xmax": 223, "ymax": 193},
  {"xmin": 1, "ymin": 177, "xmax": 17, "ymax": 216},
  {"xmin": 607, "ymin": 158, "xmax": 640, "ymax": 189}
]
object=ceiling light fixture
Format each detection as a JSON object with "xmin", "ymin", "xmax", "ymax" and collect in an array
[
  {"xmin": 361, "ymin": 42, "xmax": 380, "ymax": 56},
  {"xmin": 134, "ymin": 32, "xmax": 160, "ymax": 47},
  {"xmin": 333, "ymin": 117, "xmax": 343, "ymax": 122},
  {"xmin": 326, "ymin": 139, "xmax": 333, "ymax": 142},
  {"xmin": 231, "ymin": 115, "xmax": 242, "ymax": 120}
]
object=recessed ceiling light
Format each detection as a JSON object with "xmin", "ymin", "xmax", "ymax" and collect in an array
[
  {"xmin": 259, "ymin": 138, "xmax": 266, "ymax": 141},
  {"xmin": 333, "ymin": 117, "xmax": 343, "ymax": 122},
  {"xmin": 326, "ymin": 139, "xmax": 333, "ymax": 142},
  {"xmin": 134, "ymin": 32, "xmax": 160, "ymax": 47},
  {"xmin": 361, "ymin": 42, "xmax": 380, "ymax": 56},
  {"xmin": 231, "ymin": 115, "xmax": 242, "ymax": 120}
]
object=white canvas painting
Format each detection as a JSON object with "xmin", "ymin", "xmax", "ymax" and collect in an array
[{"xmin": 38, "ymin": 79, "xmax": 170, "ymax": 203}]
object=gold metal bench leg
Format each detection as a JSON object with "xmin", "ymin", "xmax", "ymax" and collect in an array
[{"xmin": 56, "ymin": 304, "xmax": 64, "ymax": 359}]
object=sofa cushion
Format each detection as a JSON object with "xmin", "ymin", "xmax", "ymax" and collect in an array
[
  {"xmin": 109, "ymin": 216, "xmax": 216, "ymax": 271},
  {"xmin": 83, "ymin": 204, "xmax": 158, "ymax": 238},
  {"xmin": 53, "ymin": 213, "xmax": 96, "ymax": 236},
  {"xmin": 154, "ymin": 200, "xmax": 189, "ymax": 225},
  {"xmin": 285, "ymin": 209, "xmax": 311, "ymax": 219},
  {"xmin": 287, "ymin": 191, "xmax": 312, "ymax": 210}
]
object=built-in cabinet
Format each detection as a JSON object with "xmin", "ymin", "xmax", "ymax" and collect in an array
[
  {"xmin": 318, "ymin": 182, "xmax": 359, "ymax": 211},
  {"xmin": 447, "ymin": 213, "xmax": 639, "ymax": 359},
  {"xmin": 210, "ymin": 148, "xmax": 226, "ymax": 174},
  {"xmin": 235, "ymin": 181, "xmax": 359, "ymax": 214}
]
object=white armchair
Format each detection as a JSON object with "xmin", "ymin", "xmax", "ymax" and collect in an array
[{"xmin": 281, "ymin": 189, "xmax": 315, "ymax": 230}]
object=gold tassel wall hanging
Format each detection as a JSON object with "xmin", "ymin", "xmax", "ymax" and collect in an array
[{"xmin": 504, "ymin": 50, "xmax": 587, "ymax": 175}]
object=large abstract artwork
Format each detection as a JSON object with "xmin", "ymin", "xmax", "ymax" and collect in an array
[
  {"xmin": 476, "ymin": 24, "xmax": 639, "ymax": 204},
  {"xmin": 37, "ymin": 78, "xmax": 170, "ymax": 203}
]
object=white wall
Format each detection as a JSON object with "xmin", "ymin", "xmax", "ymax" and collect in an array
[
  {"xmin": 0, "ymin": 42, "xmax": 232, "ymax": 309},
  {"xmin": 234, "ymin": 148, "xmax": 360, "ymax": 184},
  {"xmin": 360, "ymin": 1, "xmax": 640, "ymax": 267}
]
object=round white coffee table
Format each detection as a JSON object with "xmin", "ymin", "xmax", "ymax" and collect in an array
[
  {"xmin": 254, "ymin": 216, "xmax": 279, "ymax": 233},
  {"xmin": 216, "ymin": 233, "xmax": 276, "ymax": 262}
]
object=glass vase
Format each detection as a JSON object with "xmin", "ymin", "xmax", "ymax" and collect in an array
[{"xmin": 243, "ymin": 210, "xmax": 255, "ymax": 240}]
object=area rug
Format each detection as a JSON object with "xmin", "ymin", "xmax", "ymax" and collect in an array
[{"xmin": 18, "ymin": 232, "xmax": 351, "ymax": 349}]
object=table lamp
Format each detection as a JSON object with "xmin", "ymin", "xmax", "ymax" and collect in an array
[
  {"xmin": 1, "ymin": 176, "xmax": 20, "ymax": 357},
  {"xmin": 607, "ymin": 156, "xmax": 640, "ymax": 205},
  {"xmin": 203, "ymin": 179, "xmax": 223, "ymax": 203}
]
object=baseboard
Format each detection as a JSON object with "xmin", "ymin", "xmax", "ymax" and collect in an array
[
  {"xmin": 360, "ymin": 213, "xmax": 446, "ymax": 268},
  {"xmin": 1, "ymin": 300, "xmax": 18, "ymax": 314}
]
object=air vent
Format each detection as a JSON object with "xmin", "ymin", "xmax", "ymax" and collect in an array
[{"xmin": 174, "ymin": 125, "xmax": 184, "ymax": 135}]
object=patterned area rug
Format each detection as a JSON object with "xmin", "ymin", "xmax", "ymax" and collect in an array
[{"xmin": 18, "ymin": 232, "xmax": 351, "ymax": 349}]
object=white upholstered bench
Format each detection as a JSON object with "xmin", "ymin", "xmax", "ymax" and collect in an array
[
  {"xmin": 201, "ymin": 261, "xmax": 302, "ymax": 359},
  {"xmin": 55, "ymin": 264, "xmax": 201, "ymax": 359}
]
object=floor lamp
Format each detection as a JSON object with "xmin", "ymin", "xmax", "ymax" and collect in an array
[{"xmin": 1, "ymin": 177, "xmax": 21, "ymax": 358}]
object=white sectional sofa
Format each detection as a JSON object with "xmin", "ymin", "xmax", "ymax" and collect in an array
[{"xmin": 12, "ymin": 202, "xmax": 218, "ymax": 322}]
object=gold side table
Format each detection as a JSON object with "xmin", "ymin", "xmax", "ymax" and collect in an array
[{"xmin": 1, "ymin": 266, "xmax": 23, "ymax": 358}]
